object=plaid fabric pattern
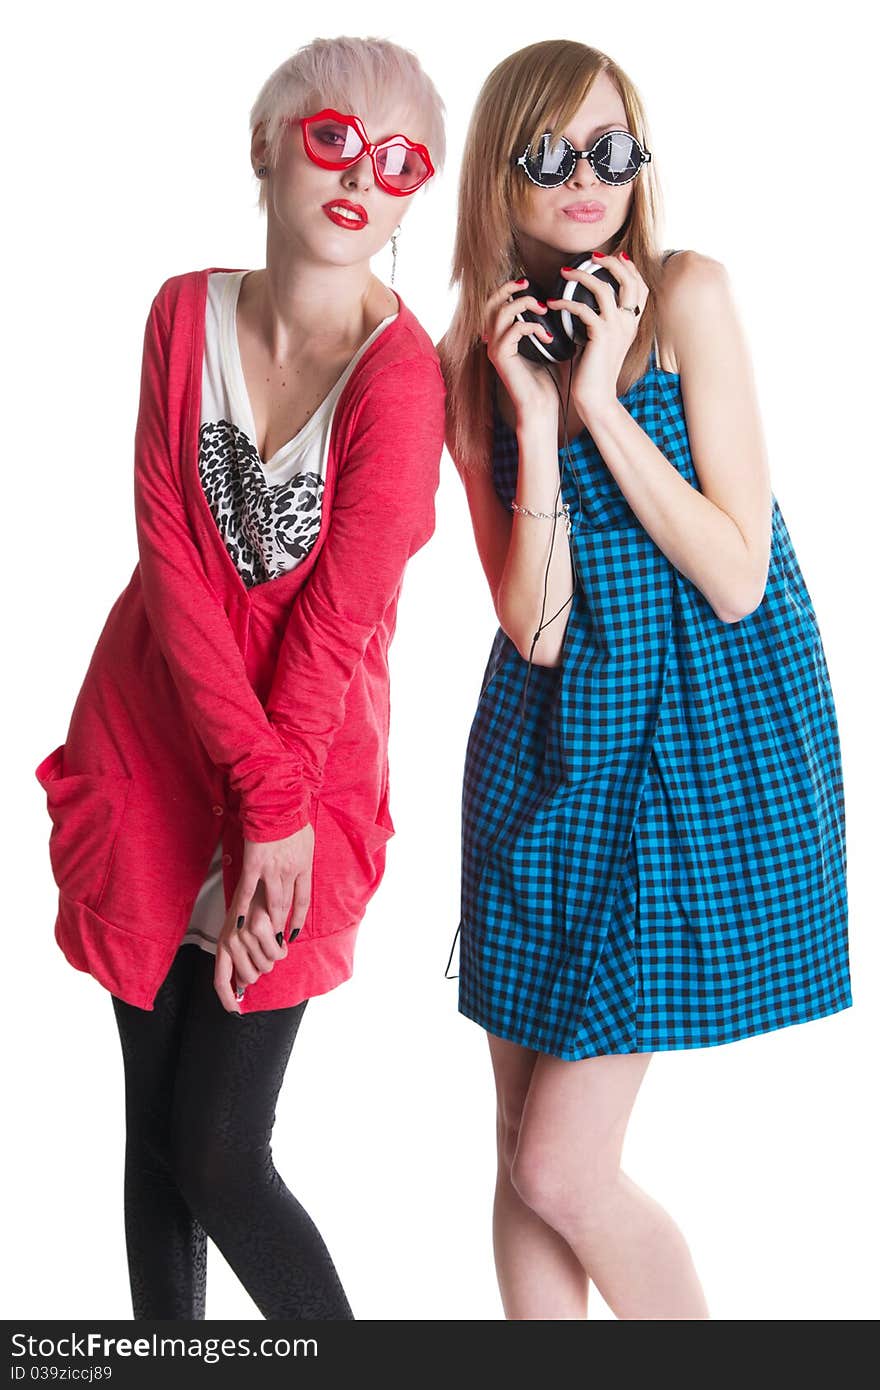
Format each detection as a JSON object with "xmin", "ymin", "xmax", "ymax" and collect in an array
[{"xmin": 457, "ymin": 350, "xmax": 851, "ymax": 1059}]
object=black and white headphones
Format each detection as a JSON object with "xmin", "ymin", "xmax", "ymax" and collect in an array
[{"xmin": 510, "ymin": 250, "xmax": 621, "ymax": 363}]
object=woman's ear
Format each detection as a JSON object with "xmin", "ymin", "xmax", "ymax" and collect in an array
[{"xmin": 250, "ymin": 120, "xmax": 269, "ymax": 168}]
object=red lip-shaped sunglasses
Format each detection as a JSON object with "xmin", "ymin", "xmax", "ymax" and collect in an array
[{"xmin": 296, "ymin": 108, "xmax": 434, "ymax": 196}]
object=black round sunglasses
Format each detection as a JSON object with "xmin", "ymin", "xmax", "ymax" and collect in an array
[{"xmin": 513, "ymin": 128, "xmax": 652, "ymax": 188}]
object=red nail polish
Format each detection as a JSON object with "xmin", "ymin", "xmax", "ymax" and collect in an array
[
  {"xmin": 516, "ymin": 277, "xmax": 528, "ymax": 285},
  {"xmin": 621, "ymin": 251, "xmax": 631, "ymax": 261},
  {"xmin": 593, "ymin": 252, "xmax": 605, "ymax": 258},
  {"xmin": 561, "ymin": 266, "xmax": 574, "ymax": 272},
  {"xmin": 535, "ymin": 300, "xmax": 547, "ymax": 309}
]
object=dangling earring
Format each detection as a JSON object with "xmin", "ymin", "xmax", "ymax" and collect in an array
[{"xmin": 390, "ymin": 225, "xmax": 401, "ymax": 286}]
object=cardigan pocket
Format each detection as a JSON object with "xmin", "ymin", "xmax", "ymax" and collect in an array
[
  {"xmin": 35, "ymin": 742, "xmax": 133, "ymax": 913},
  {"xmin": 301, "ymin": 797, "xmax": 394, "ymax": 941}
]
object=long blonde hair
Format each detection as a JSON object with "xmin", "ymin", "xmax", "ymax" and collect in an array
[{"xmin": 439, "ymin": 39, "xmax": 666, "ymax": 473}]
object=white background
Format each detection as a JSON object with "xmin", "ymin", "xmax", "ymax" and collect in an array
[{"xmin": 5, "ymin": 0, "xmax": 878, "ymax": 1321}]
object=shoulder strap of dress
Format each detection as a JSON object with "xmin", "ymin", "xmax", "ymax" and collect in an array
[{"xmin": 653, "ymin": 249, "xmax": 683, "ymax": 364}]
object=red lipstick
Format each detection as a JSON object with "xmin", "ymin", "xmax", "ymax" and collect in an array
[{"xmin": 322, "ymin": 199, "xmax": 368, "ymax": 230}]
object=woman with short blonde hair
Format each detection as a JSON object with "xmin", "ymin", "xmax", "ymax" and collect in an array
[{"xmin": 36, "ymin": 34, "xmax": 446, "ymax": 1319}]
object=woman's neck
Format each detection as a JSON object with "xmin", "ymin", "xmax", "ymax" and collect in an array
[
  {"xmin": 513, "ymin": 228, "xmax": 614, "ymax": 291},
  {"xmin": 249, "ymin": 241, "xmax": 394, "ymax": 359}
]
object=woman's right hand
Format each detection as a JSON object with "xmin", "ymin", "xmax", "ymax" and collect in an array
[
  {"xmin": 481, "ymin": 278, "xmax": 561, "ymax": 425},
  {"xmin": 214, "ymin": 821, "xmax": 315, "ymax": 1013}
]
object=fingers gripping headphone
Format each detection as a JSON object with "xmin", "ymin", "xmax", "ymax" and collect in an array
[{"xmin": 511, "ymin": 251, "xmax": 621, "ymax": 364}]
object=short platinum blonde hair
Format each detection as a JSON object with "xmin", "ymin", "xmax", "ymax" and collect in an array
[{"xmin": 249, "ymin": 35, "xmax": 447, "ymax": 213}]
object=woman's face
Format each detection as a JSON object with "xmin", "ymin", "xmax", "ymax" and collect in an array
[
  {"xmin": 256, "ymin": 102, "xmax": 429, "ymax": 268},
  {"xmin": 512, "ymin": 71, "xmax": 635, "ymax": 263}
]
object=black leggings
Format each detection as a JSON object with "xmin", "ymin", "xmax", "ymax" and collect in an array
[{"xmin": 110, "ymin": 943, "xmax": 353, "ymax": 1320}]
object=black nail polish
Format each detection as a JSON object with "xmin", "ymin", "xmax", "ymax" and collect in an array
[
  {"xmin": 275, "ymin": 931, "xmax": 284, "ymax": 946},
  {"xmin": 236, "ymin": 915, "xmax": 244, "ymax": 930},
  {"xmin": 288, "ymin": 927, "xmax": 301, "ymax": 942}
]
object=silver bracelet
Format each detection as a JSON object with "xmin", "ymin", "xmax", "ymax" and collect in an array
[{"xmin": 510, "ymin": 500, "xmax": 572, "ymax": 536}]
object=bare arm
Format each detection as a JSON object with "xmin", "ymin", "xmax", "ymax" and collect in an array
[
  {"xmin": 444, "ymin": 279, "xmax": 575, "ymax": 668},
  {"xmin": 457, "ymin": 415, "xmax": 575, "ymax": 667},
  {"xmin": 573, "ymin": 252, "xmax": 772, "ymax": 623}
]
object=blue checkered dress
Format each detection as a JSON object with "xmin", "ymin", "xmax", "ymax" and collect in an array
[{"xmin": 456, "ymin": 348, "xmax": 851, "ymax": 1059}]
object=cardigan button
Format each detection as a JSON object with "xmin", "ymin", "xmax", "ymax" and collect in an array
[
  {"xmin": 222, "ymin": 853, "xmax": 232, "ymax": 866},
  {"xmin": 211, "ymin": 804, "xmax": 224, "ymax": 816}
]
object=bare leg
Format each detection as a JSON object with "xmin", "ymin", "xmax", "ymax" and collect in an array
[
  {"xmin": 511, "ymin": 1049, "xmax": 709, "ymax": 1320},
  {"xmin": 488, "ymin": 1034, "xmax": 589, "ymax": 1318}
]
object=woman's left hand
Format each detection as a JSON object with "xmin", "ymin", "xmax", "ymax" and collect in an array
[
  {"xmin": 546, "ymin": 254, "xmax": 650, "ymax": 415},
  {"xmin": 213, "ymin": 822, "xmax": 315, "ymax": 1013}
]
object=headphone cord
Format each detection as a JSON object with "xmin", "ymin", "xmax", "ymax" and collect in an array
[{"xmin": 514, "ymin": 357, "xmax": 584, "ymax": 779}]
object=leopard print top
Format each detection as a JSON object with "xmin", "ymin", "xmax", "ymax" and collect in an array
[{"xmin": 198, "ymin": 270, "xmax": 396, "ymax": 589}]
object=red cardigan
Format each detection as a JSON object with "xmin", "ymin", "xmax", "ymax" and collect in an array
[{"xmin": 34, "ymin": 267, "xmax": 446, "ymax": 1012}]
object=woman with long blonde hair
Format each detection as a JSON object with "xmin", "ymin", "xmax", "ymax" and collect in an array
[{"xmin": 440, "ymin": 39, "xmax": 849, "ymax": 1319}]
